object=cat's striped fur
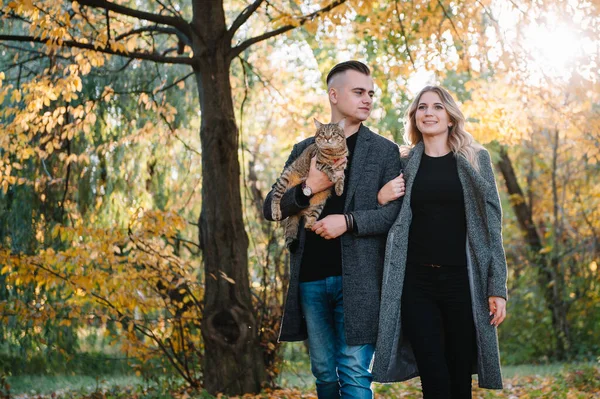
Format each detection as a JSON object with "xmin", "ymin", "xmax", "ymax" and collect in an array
[{"xmin": 271, "ymin": 119, "xmax": 348, "ymax": 247}]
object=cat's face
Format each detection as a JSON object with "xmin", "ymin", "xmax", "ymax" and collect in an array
[{"xmin": 314, "ymin": 121, "xmax": 345, "ymax": 150}]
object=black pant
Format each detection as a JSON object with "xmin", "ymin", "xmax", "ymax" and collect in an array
[{"xmin": 402, "ymin": 263, "xmax": 477, "ymax": 399}]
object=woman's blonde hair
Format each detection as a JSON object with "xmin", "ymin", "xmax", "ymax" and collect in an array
[{"xmin": 402, "ymin": 85, "xmax": 483, "ymax": 172}]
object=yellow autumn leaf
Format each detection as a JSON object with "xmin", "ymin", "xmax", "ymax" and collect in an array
[
  {"xmin": 11, "ymin": 89, "xmax": 21, "ymax": 102},
  {"xmin": 126, "ymin": 37, "xmax": 137, "ymax": 52}
]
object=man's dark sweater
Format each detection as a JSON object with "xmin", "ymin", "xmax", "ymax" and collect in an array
[{"xmin": 297, "ymin": 132, "xmax": 359, "ymax": 282}]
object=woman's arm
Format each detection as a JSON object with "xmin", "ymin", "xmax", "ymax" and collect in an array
[
  {"xmin": 479, "ymin": 149, "xmax": 509, "ymax": 301},
  {"xmin": 377, "ymin": 173, "xmax": 405, "ymax": 206}
]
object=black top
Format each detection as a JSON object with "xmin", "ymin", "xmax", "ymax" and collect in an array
[
  {"xmin": 407, "ymin": 151, "xmax": 467, "ymax": 266},
  {"xmin": 298, "ymin": 132, "xmax": 359, "ymax": 282}
]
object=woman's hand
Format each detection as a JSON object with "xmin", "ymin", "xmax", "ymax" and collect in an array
[
  {"xmin": 488, "ymin": 296, "xmax": 507, "ymax": 327},
  {"xmin": 377, "ymin": 173, "xmax": 405, "ymax": 205}
]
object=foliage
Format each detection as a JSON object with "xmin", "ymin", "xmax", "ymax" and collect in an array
[
  {"xmin": 0, "ymin": 0, "xmax": 599, "ymax": 394},
  {"xmin": 0, "ymin": 209, "xmax": 210, "ymax": 383},
  {"xmin": 3, "ymin": 364, "xmax": 600, "ymax": 398}
]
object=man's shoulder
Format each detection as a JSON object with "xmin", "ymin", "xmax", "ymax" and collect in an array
[
  {"xmin": 293, "ymin": 136, "xmax": 316, "ymax": 152},
  {"xmin": 361, "ymin": 126, "xmax": 400, "ymax": 152}
]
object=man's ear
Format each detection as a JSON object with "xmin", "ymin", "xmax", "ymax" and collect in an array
[{"xmin": 329, "ymin": 88, "xmax": 338, "ymax": 104}]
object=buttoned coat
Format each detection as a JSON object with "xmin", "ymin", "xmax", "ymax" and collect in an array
[
  {"xmin": 263, "ymin": 124, "xmax": 402, "ymax": 345},
  {"xmin": 372, "ymin": 141, "xmax": 508, "ymax": 389}
]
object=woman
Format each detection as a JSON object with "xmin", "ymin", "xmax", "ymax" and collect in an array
[{"xmin": 372, "ymin": 86, "xmax": 508, "ymax": 398}]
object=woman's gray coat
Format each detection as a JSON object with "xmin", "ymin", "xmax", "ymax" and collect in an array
[{"xmin": 373, "ymin": 141, "xmax": 508, "ymax": 389}]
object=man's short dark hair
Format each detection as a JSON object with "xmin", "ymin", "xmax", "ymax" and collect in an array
[{"xmin": 326, "ymin": 61, "xmax": 371, "ymax": 86}]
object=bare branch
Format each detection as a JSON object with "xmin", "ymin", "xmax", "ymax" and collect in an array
[
  {"xmin": 228, "ymin": 0, "xmax": 264, "ymax": 40},
  {"xmin": 0, "ymin": 55, "xmax": 46, "ymax": 73},
  {"xmin": 229, "ymin": 0, "xmax": 347, "ymax": 60},
  {"xmin": 394, "ymin": 0, "xmax": 416, "ymax": 69},
  {"xmin": 436, "ymin": 0, "xmax": 466, "ymax": 47},
  {"xmin": 156, "ymin": 0, "xmax": 185, "ymax": 20},
  {"xmin": 115, "ymin": 26, "xmax": 191, "ymax": 47},
  {"xmin": 105, "ymin": 8, "xmax": 111, "ymax": 42},
  {"xmin": 162, "ymin": 46, "xmax": 178, "ymax": 56},
  {"xmin": 76, "ymin": 0, "xmax": 191, "ymax": 39},
  {"xmin": 79, "ymin": 5, "xmax": 101, "ymax": 35},
  {"xmin": 0, "ymin": 35, "xmax": 194, "ymax": 65},
  {"xmin": 1, "ymin": 10, "xmax": 32, "ymax": 24}
]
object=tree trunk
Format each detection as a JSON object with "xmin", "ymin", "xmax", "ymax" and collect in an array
[
  {"xmin": 495, "ymin": 146, "xmax": 571, "ymax": 360},
  {"xmin": 195, "ymin": 51, "xmax": 266, "ymax": 393},
  {"xmin": 549, "ymin": 128, "xmax": 571, "ymax": 359},
  {"xmin": 188, "ymin": 1, "xmax": 267, "ymax": 393}
]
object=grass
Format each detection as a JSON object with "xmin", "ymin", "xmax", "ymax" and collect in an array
[
  {"xmin": 6, "ymin": 375, "xmax": 143, "ymax": 396},
  {"xmin": 3, "ymin": 345, "xmax": 599, "ymax": 399},
  {"xmin": 502, "ymin": 362, "xmax": 570, "ymax": 378}
]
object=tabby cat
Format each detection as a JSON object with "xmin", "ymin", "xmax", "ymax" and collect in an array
[{"xmin": 271, "ymin": 119, "xmax": 348, "ymax": 247}]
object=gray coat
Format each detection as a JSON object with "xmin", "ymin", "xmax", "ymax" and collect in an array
[
  {"xmin": 263, "ymin": 124, "xmax": 403, "ymax": 345},
  {"xmin": 372, "ymin": 141, "xmax": 508, "ymax": 389}
]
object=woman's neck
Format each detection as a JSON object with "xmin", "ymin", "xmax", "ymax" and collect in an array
[{"xmin": 422, "ymin": 134, "xmax": 451, "ymax": 157}]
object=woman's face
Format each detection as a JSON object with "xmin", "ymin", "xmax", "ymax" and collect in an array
[{"xmin": 415, "ymin": 91, "xmax": 451, "ymax": 138}]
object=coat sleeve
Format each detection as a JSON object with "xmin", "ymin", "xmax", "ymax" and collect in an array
[
  {"xmin": 479, "ymin": 149, "xmax": 509, "ymax": 300},
  {"xmin": 351, "ymin": 143, "xmax": 403, "ymax": 236},
  {"xmin": 263, "ymin": 143, "xmax": 310, "ymax": 221}
]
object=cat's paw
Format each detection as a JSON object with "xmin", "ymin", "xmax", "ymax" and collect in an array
[
  {"xmin": 285, "ymin": 235, "xmax": 297, "ymax": 247},
  {"xmin": 272, "ymin": 206, "xmax": 282, "ymax": 221},
  {"xmin": 304, "ymin": 218, "xmax": 316, "ymax": 229},
  {"xmin": 286, "ymin": 237, "xmax": 299, "ymax": 252},
  {"xmin": 335, "ymin": 182, "xmax": 344, "ymax": 196}
]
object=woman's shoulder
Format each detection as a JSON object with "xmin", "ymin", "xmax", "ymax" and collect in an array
[{"xmin": 474, "ymin": 145, "xmax": 491, "ymax": 163}]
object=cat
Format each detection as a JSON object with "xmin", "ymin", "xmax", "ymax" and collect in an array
[{"xmin": 271, "ymin": 118, "xmax": 348, "ymax": 247}]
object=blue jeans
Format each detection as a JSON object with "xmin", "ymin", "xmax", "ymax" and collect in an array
[{"xmin": 299, "ymin": 276, "xmax": 375, "ymax": 399}]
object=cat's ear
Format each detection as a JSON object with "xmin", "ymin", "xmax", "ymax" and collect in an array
[
  {"xmin": 314, "ymin": 118, "xmax": 323, "ymax": 129},
  {"xmin": 337, "ymin": 118, "xmax": 346, "ymax": 129}
]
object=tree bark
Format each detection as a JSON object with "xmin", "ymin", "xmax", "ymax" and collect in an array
[
  {"xmin": 495, "ymin": 145, "xmax": 571, "ymax": 360},
  {"xmin": 195, "ymin": 49, "xmax": 266, "ymax": 393},
  {"xmin": 2, "ymin": 0, "xmax": 348, "ymax": 393}
]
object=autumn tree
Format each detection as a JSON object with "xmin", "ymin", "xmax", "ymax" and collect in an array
[
  {"xmin": 0, "ymin": 0, "xmax": 359, "ymax": 393},
  {"xmin": 6, "ymin": 0, "xmax": 594, "ymax": 393},
  {"xmin": 464, "ymin": 34, "xmax": 600, "ymax": 359}
]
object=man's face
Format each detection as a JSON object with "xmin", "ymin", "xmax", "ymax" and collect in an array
[{"xmin": 329, "ymin": 70, "xmax": 375, "ymax": 123}]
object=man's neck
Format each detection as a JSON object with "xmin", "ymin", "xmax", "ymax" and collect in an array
[{"xmin": 331, "ymin": 117, "xmax": 362, "ymax": 138}]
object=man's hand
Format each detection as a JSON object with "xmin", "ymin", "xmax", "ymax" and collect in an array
[
  {"xmin": 305, "ymin": 157, "xmax": 347, "ymax": 194},
  {"xmin": 377, "ymin": 173, "xmax": 405, "ymax": 205},
  {"xmin": 311, "ymin": 215, "xmax": 347, "ymax": 239},
  {"xmin": 488, "ymin": 296, "xmax": 507, "ymax": 327}
]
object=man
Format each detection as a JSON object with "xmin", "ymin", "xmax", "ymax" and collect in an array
[{"xmin": 263, "ymin": 61, "xmax": 404, "ymax": 398}]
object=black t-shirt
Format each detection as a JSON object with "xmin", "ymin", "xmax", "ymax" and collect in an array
[
  {"xmin": 299, "ymin": 132, "xmax": 359, "ymax": 282},
  {"xmin": 407, "ymin": 151, "xmax": 467, "ymax": 266}
]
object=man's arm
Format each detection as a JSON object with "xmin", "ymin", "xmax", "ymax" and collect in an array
[
  {"xmin": 263, "ymin": 143, "xmax": 310, "ymax": 221},
  {"xmin": 351, "ymin": 144, "xmax": 403, "ymax": 236}
]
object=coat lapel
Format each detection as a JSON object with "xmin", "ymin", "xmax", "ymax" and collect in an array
[
  {"xmin": 390, "ymin": 141, "xmax": 424, "ymax": 229},
  {"xmin": 344, "ymin": 124, "xmax": 372, "ymax": 211},
  {"xmin": 402, "ymin": 141, "xmax": 425, "ymax": 191}
]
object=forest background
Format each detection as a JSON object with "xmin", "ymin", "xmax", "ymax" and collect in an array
[{"xmin": 0, "ymin": 0, "xmax": 599, "ymax": 398}]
